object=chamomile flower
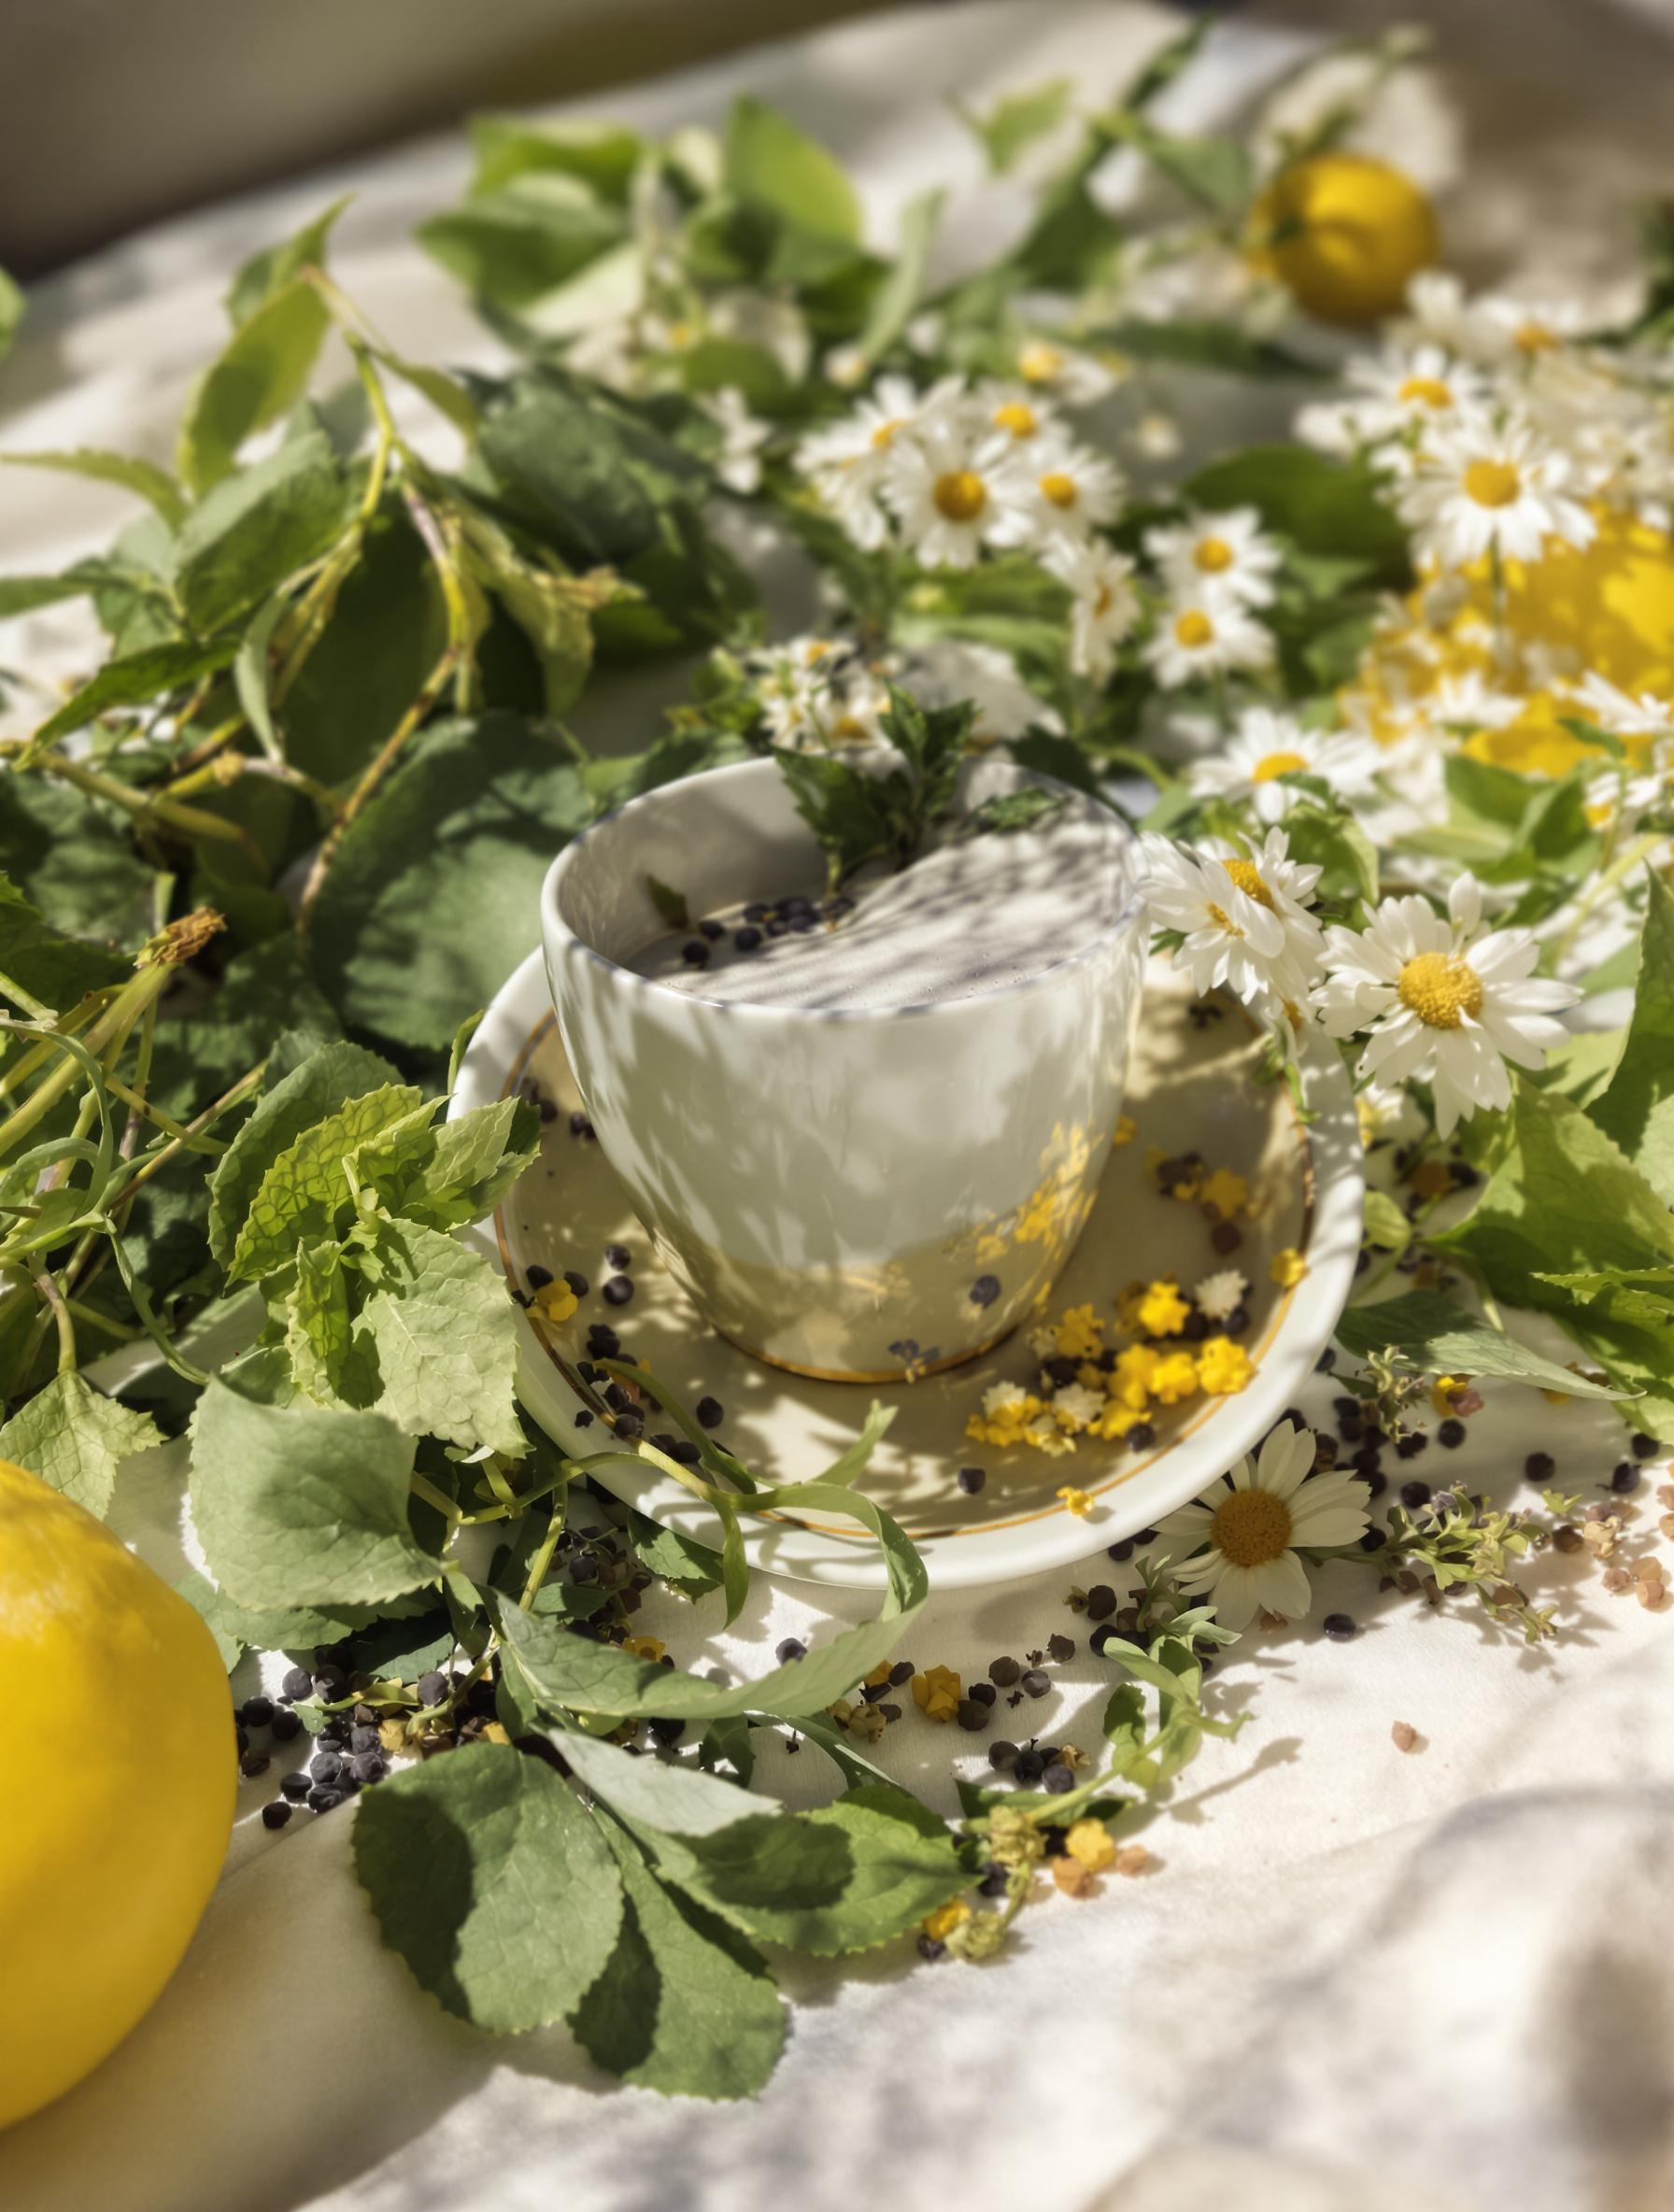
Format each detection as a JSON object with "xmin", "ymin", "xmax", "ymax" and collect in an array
[
  {"xmin": 1143, "ymin": 595, "xmax": 1274, "ymax": 689},
  {"xmin": 1193, "ymin": 1269, "xmax": 1248, "ymax": 1323},
  {"xmin": 974, "ymin": 380, "xmax": 1061, "ymax": 449},
  {"xmin": 1044, "ymin": 538, "xmax": 1141, "ymax": 682},
  {"xmin": 1141, "ymin": 828, "xmax": 1324, "ymax": 1012},
  {"xmin": 1312, "ymin": 873, "xmax": 1581, "ymax": 1137},
  {"xmin": 1013, "ymin": 337, "xmax": 1117, "ymax": 405},
  {"xmin": 1154, "ymin": 1421, "xmax": 1369, "ymax": 1630},
  {"xmin": 885, "ymin": 416, "xmax": 1034, "ymax": 570},
  {"xmin": 994, "ymin": 433, "xmax": 1126, "ymax": 547},
  {"xmin": 1397, "ymin": 415, "xmax": 1596, "ymax": 570},
  {"xmin": 1567, "ymin": 672, "xmax": 1674, "ymax": 740},
  {"xmin": 1296, "ymin": 343, "xmax": 1490, "ymax": 462},
  {"xmin": 1143, "ymin": 506, "xmax": 1283, "ymax": 609},
  {"xmin": 1187, "ymin": 706, "xmax": 1380, "ymax": 822},
  {"xmin": 795, "ymin": 375, "xmax": 964, "ymax": 550},
  {"xmin": 700, "ymin": 387, "xmax": 771, "ymax": 495},
  {"xmin": 1394, "ymin": 272, "xmax": 1524, "ymax": 367}
]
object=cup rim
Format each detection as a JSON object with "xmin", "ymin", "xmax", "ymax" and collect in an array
[{"xmin": 542, "ymin": 753, "xmax": 1149, "ymax": 1026}]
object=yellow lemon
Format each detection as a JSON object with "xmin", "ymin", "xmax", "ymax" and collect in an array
[
  {"xmin": 1253, "ymin": 153, "xmax": 1439, "ymax": 328},
  {"xmin": 0, "ymin": 1456, "xmax": 234, "ymax": 2130}
]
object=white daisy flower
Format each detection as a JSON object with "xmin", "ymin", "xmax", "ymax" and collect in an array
[
  {"xmin": 1143, "ymin": 594, "xmax": 1275, "ymax": 689},
  {"xmin": 1052, "ymin": 1382, "xmax": 1108, "ymax": 1429},
  {"xmin": 1013, "ymin": 337, "xmax": 1117, "ymax": 405},
  {"xmin": 905, "ymin": 310, "xmax": 944, "ymax": 357},
  {"xmin": 1397, "ymin": 414, "xmax": 1596, "ymax": 571},
  {"xmin": 1128, "ymin": 412, "xmax": 1183, "ymax": 461},
  {"xmin": 1141, "ymin": 827, "xmax": 1324, "ymax": 1012},
  {"xmin": 1394, "ymin": 272, "xmax": 1522, "ymax": 367},
  {"xmin": 982, "ymin": 1381, "xmax": 1029, "ymax": 1421},
  {"xmin": 973, "ymin": 380, "xmax": 1062, "ymax": 449},
  {"xmin": 822, "ymin": 343, "xmax": 869, "ymax": 390},
  {"xmin": 700, "ymin": 387, "xmax": 771, "ymax": 495},
  {"xmin": 752, "ymin": 639, "xmax": 888, "ymax": 751},
  {"xmin": 1296, "ymin": 344, "xmax": 1491, "ymax": 462},
  {"xmin": 1187, "ymin": 706, "xmax": 1380, "ymax": 822},
  {"xmin": 1143, "ymin": 506, "xmax": 1283, "ymax": 609},
  {"xmin": 899, "ymin": 639, "xmax": 1061, "ymax": 744},
  {"xmin": 1154, "ymin": 1421, "xmax": 1369, "ymax": 1630},
  {"xmin": 884, "ymin": 416, "xmax": 1035, "ymax": 570},
  {"xmin": 993, "ymin": 433, "xmax": 1126, "ymax": 548},
  {"xmin": 1567, "ymin": 672, "xmax": 1674, "ymax": 740},
  {"xmin": 1193, "ymin": 1268, "xmax": 1248, "ymax": 1322},
  {"xmin": 1043, "ymin": 539, "xmax": 1141, "ymax": 683},
  {"xmin": 1312, "ymin": 874, "xmax": 1582, "ymax": 1138},
  {"xmin": 794, "ymin": 374, "xmax": 966, "ymax": 550}
]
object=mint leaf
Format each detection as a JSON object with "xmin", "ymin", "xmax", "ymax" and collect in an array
[
  {"xmin": 358, "ymin": 1221, "xmax": 524, "ymax": 1454},
  {"xmin": 228, "ymin": 1081, "xmax": 422, "ymax": 1283},
  {"xmin": 571, "ymin": 1825, "xmax": 785, "ymax": 2099},
  {"xmin": 225, "ymin": 198, "xmax": 348, "ymax": 327},
  {"xmin": 1334, "ymin": 1290, "xmax": 1618, "ymax": 1397},
  {"xmin": 958, "ymin": 78, "xmax": 1073, "ymax": 174},
  {"xmin": 0, "ymin": 869, "xmax": 127, "ymax": 1010},
  {"xmin": 172, "ymin": 432, "xmax": 349, "ymax": 632},
  {"xmin": 668, "ymin": 1784, "xmax": 969, "ymax": 1958},
  {"xmin": 285, "ymin": 1238, "xmax": 379, "ymax": 1407},
  {"xmin": 1535, "ymin": 1266, "xmax": 1674, "ymax": 1334},
  {"xmin": 190, "ymin": 1375, "xmax": 437, "ymax": 1608},
  {"xmin": 2, "ymin": 447, "xmax": 187, "ymax": 530},
  {"xmin": 177, "ymin": 278, "xmax": 333, "ymax": 493},
  {"xmin": 406, "ymin": 1096, "xmax": 540, "ymax": 1229},
  {"xmin": 0, "ymin": 1371, "xmax": 161, "ymax": 1518},
  {"xmin": 723, "ymin": 97, "xmax": 861, "ymax": 245},
  {"xmin": 353, "ymin": 1741, "xmax": 623, "ymax": 2033},
  {"xmin": 558, "ymin": 1727, "xmax": 785, "ymax": 1835},
  {"xmin": 208, "ymin": 1037, "xmax": 398, "ymax": 1265},
  {"xmin": 1590, "ymin": 872, "xmax": 1674, "ymax": 1205},
  {"xmin": 30, "ymin": 638, "xmax": 238, "ymax": 751}
]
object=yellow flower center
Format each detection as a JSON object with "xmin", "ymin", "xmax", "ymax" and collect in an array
[
  {"xmin": 1515, "ymin": 319, "xmax": 1559, "ymax": 355},
  {"xmin": 933, "ymin": 469, "xmax": 988, "ymax": 523},
  {"xmin": 1397, "ymin": 375, "xmax": 1453, "ymax": 409},
  {"xmin": 1211, "ymin": 1486, "xmax": 1293, "ymax": 1567},
  {"xmin": 1174, "ymin": 609, "xmax": 1215, "ymax": 647},
  {"xmin": 1040, "ymin": 471, "xmax": 1079, "ymax": 509},
  {"xmin": 1018, "ymin": 341, "xmax": 1063, "ymax": 384},
  {"xmin": 1463, "ymin": 458, "xmax": 1522, "ymax": 509},
  {"xmin": 993, "ymin": 400, "xmax": 1039, "ymax": 438},
  {"xmin": 1252, "ymin": 748, "xmax": 1307, "ymax": 783},
  {"xmin": 1397, "ymin": 949, "xmax": 1484, "ymax": 1028},
  {"xmin": 1221, "ymin": 858, "xmax": 1275, "ymax": 910},
  {"xmin": 1194, "ymin": 535, "xmax": 1235, "ymax": 573},
  {"xmin": 871, "ymin": 418, "xmax": 903, "ymax": 450},
  {"xmin": 1204, "ymin": 902, "xmax": 1243, "ymax": 939},
  {"xmin": 1093, "ymin": 583, "xmax": 1114, "ymax": 617}
]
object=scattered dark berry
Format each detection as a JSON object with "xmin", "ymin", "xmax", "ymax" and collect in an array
[
  {"xmin": 271, "ymin": 1708, "xmax": 302, "ymax": 1742},
  {"xmin": 1314, "ymin": 1346, "xmax": 1337, "ymax": 1371},
  {"xmin": 1631, "ymin": 1431, "xmax": 1659, "ymax": 1460},
  {"xmin": 957, "ymin": 1698, "xmax": 990, "ymax": 1732},
  {"xmin": 1012, "ymin": 1748, "xmax": 1045, "ymax": 1784},
  {"xmin": 1395, "ymin": 1432, "xmax": 1428, "ymax": 1460},
  {"xmin": 417, "ymin": 1670, "xmax": 450, "ymax": 1708},
  {"xmin": 278, "ymin": 1770, "xmax": 311, "ymax": 1802},
  {"xmin": 239, "ymin": 1750, "xmax": 270, "ymax": 1780},
  {"xmin": 698, "ymin": 917, "xmax": 725, "ymax": 942},
  {"xmin": 917, "ymin": 1936, "xmax": 946, "ymax": 1962},
  {"xmin": 1358, "ymin": 1526, "xmax": 1388, "ymax": 1553},
  {"xmin": 1042, "ymin": 1763, "xmax": 1075, "ymax": 1794},
  {"xmin": 1085, "ymin": 1584, "xmax": 1116, "ymax": 1621},
  {"xmin": 1437, "ymin": 1419, "xmax": 1466, "ymax": 1449},
  {"xmin": 602, "ymin": 1275, "xmax": 634, "ymax": 1307},
  {"xmin": 1525, "ymin": 1451, "xmax": 1555, "ymax": 1482},
  {"xmin": 1106, "ymin": 1538, "xmax": 1135, "ymax": 1562},
  {"xmin": 1127, "ymin": 1424, "xmax": 1157, "ymax": 1452},
  {"xmin": 262, "ymin": 1801, "xmax": 292, "ymax": 1831},
  {"xmin": 733, "ymin": 926, "xmax": 762, "ymax": 953},
  {"xmin": 307, "ymin": 1788, "xmax": 346, "ymax": 1815},
  {"xmin": 988, "ymin": 1655, "xmax": 1021, "ymax": 1688},
  {"xmin": 888, "ymin": 1660, "xmax": 915, "ymax": 1687},
  {"xmin": 696, "ymin": 1396, "xmax": 724, "ymax": 1428},
  {"xmin": 775, "ymin": 1638, "xmax": 807, "ymax": 1666},
  {"xmin": 957, "ymin": 1466, "xmax": 986, "ymax": 1496},
  {"xmin": 562, "ymin": 1270, "xmax": 589, "ymax": 1298},
  {"xmin": 279, "ymin": 1666, "xmax": 312, "ymax": 1703},
  {"xmin": 1020, "ymin": 1668, "xmax": 1051, "ymax": 1699},
  {"xmin": 604, "ymin": 1243, "xmax": 632, "ymax": 1271},
  {"xmin": 1322, "ymin": 1612, "xmax": 1357, "ymax": 1641},
  {"xmin": 969, "ymin": 1274, "xmax": 1000, "ymax": 1309},
  {"xmin": 614, "ymin": 1411, "xmax": 645, "ymax": 1439},
  {"xmin": 969, "ymin": 1681, "xmax": 997, "ymax": 1707},
  {"xmin": 989, "ymin": 1739, "xmax": 1019, "ymax": 1771},
  {"xmin": 1090, "ymin": 1624, "xmax": 1118, "ymax": 1654},
  {"xmin": 238, "ymin": 1695, "xmax": 274, "ymax": 1728},
  {"xmin": 1046, "ymin": 1634, "xmax": 1075, "ymax": 1663},
  {"xmin": 1211, "ymin": 1220, "xmax": 1241, "ymax": 1255},
  {"xmin": 648, "ymin": 1719, "xmax": 687, "ymax": 1747},
  {"xmin": 1398, "ymin": 1480, "xmax": 1432, "ymax": 1510},
  {"xmin": 1610, "ymin": 1462, "xmax": 1639, "ymax": 1495},
  {"xmin": 680, "ymin": 941, "xmax": 709, "ymax": 967}
]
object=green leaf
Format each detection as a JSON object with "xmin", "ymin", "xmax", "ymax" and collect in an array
[
  {"xmin": 722, "ymin": 97, "xmax": 861, "ymax": 245},
  {"xmin": 1590, "ymin": 872, "xmax": 1674, "ymax": 1205},
  {"xmin": 2, "ymin": 448, "xmax": 187, "ymax": 529},
  {"xmin": 354, "ymin": 1741, "xmax": 623, "ymax": 2033},
  {"xmin": 186, "ymin": 1581, "xmax": 433, "ymax": 1657},
  {"xmin": 1281, "ymin": 800, "xmax": 1379, "ymax": 906},
  {"xmin": 225, "ymin": 198, "xmax": 348, "ymax": 327},
  {"xmin": 1359, "ymin": 1188, "xmax": 1412, "ymax": 1254},
  {"xmin": 0, "ymin": 267, "xmax": 21, "ymax": 362},
  {"xmin": 306, "ymin": 713, "xmax": 593, "ymax": 1057},
  {"xmin": 172, "ymin": 432, "xmax": 348, "ymax": 634},
  {"xmin": 858, "ymin": 189, "xmax": 944, "ymax": 362},
  {"xmin": 410, "ymin": 1096, "xmax": 540, "ymax": 1229},
  {"xmin": 498, "ymin": 1588, "xmax": 915, "ymax": 1724},
  {"xmin": 957, "ymin": 78, "xmax": 1073, "ymax": 173},
  {"xmin": 1536, "ymin": 1266, "xmax": 1674, "ymax": 1336},
  {"xmin": 469, "ymin": 115, "xmax": 644, "ymax": 201},
  {"xmin": 773, "ymin": 749, "xmax": 901, "ymax": 887},
  {"xmin": 624, "ymin": 1506, "xmax": 725, "ymax": 1597},
  {"xmin": 175, "ymin": 1571, "xmax": 243, "ymax": 1671},
  {"xmin": 358, "ymin": 1221, "xmax": 524, "ymax": 1454},
  {"xmin": 207, "ymin": 1037, "xmax": 400, "ymax": 1266},
  {"xmin": 570, "ymin": 1824, "xmax": 785, "ymax": 2098},
  {"xmin": 559, "ymin": 1727, "xmax": 785, "ymax": 1835},
  {"xmin": 0, "ymin": 869, "xmax": 128, "ymax": 1010},
  {"xmin": 189, "ymin": 1374, "xmax": 437, "ymax": 1609},
  {"xmin": 285, "ymin": 1237, "xmax": 379, "ymax": 1408},
  {"xmin": 29, "ymin": 638, "xmax": 239, "ymax": 751},
  {"xmin": 418, "ymin": 185, "xmax": 626, "ymax": 310},
  {"xmin": 1093, "ymin": 317, "xmax": 1328, "ymax": 381},
  {"xmin": 455, "ymin": 504, "xmax": 597, "ymax": 717},
  {"xmin": 1106, "ymin": 115, "xmax": 1253, "ymax": 214},
  {"xmin": 228, "ymin": 1082, "xmax": 421, "ymax": 1283},
  {"xmin": 0, "ymin": 1371, "xmax": 161, "ymax": 1518},
  {"xmin": 177, "ymin": 276, "xmax": 333, "ymax": 493},
  {"xmin": 645, "ymin": 874, "xmax": 689, "ymax": 930},
  {"xmin": 1334, "ymin": 1289, "xmax": 1617, "ymax": 1397},
  {"xmin": 668, "ymin": 1784, "xmax": 969, "ymax": 1958},
  {"xmin": 1119, "ymin": 15, "xmax": 1214, "ymax": 111},
  {"xmin": 1182, "ymin": 446, "xmax": 1411, "ymax": 590}
]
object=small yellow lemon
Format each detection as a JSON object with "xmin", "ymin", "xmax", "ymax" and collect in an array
[
  {"xmin": 1253, "ymin": 152, "xmax": 1439, "ymax": 328},
  {"xmin": 0, "ymin": 1456, "xmax": 234, "ymax": 2130}
]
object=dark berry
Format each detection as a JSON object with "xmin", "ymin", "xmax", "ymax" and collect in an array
[
  {"xmin": 562, "ymin": 1269, "xmax": 589, "ymax": 1298},
  {"xmin": 680, "ymin": 941, "xmax": 709, "ymax": 967},
  {"xmin": 743, "ymin": 901, "xmax": 768, "ymax": 923},
  {"xmin": 888, "ymin": 1661, "xmax": 915, "ymax": 1687},
  {"xmin": 969, "ymin": 1682, "xmax": 997, "ymax": 1707},
  {"xmin": 1631, "ymin": 1431, "xmax": 1659, "ymax": 1460},
  {"xmin": 1043, "ymin": 1763, "xmax": 1075, "ymax": 1794},
  {"xmin": 239, "ymin": 1750, "xmax": 270, "ymax": 1780},
  {"xmin": 916, "ymin": 1936, "xmax": 946, "ymax": 1962},
  {"xmin": 1398, "ymin": 1480, "xmax": 1432, "ymax": 1510},
  {"xmin": 988, "ymin": 1655, "xmax": 1021, "ymax": 1688},
  {"xmin": 348, "ymin": 1753, "xmax": 386, "ymax": 1785},
  {"xmin": 699, "ymin": 917, "xmax": 725, "ymax": 942},
  {"xmin": 1314, "ymin": 1346, "xmax": 1337, "ymax": 1372},
  {"xmin": 1211, "ymin": 1220, "xmax": 1241, "ymax": 1255},
  {"xmin": 1090, "ymin": 1624, "xmax": 1118, "ymax": 1655},
  {"xmin": 307, "ymin": 1788, "xmax": 346, "ymax": 1815},
  {"xmin": 1525, "ymin": 1451, "xmax": 1555, "ymax": 1482},
  {"xmin": 989, "ymin": 1739, "xmax": 1019, "ymax": 1771},
  {"xmin": 957, "ymin": 1466, "xmax": 986, "ymax": 1496},
  {"xmin": 648, "ymin": 1719, "xmax": 687, "ymax": 1747},
  {"xmin": 696, "ymin": 1396, "xmax": 724, "ymax": 1428},
  {"xmin": 1395, "ymin": 1432, "xmax": 1428, "ymax": 1460},
  {"xmin": 957, "ymin": 1698, "xmax": 990, "ymax": 1732},
  {"xmin": 604, "ymin": 1243, "xmax": 632, "ymax": 1271},
  {"xmin": 239, "ymin": 1695, "xmax": 274, "ymax": 1727},
  {"xmin": 1085, "ymin": 1584, "xmax": 1116, "ymax": 1621},
  {"xmin": 615, "ymin": 1411, "xmax": 645, "ymax": 1439},
  {"xmin": 271, "ymin": 1708, "xmax": 302, "ymax": 1742},
  {"xmin": 279, "ymin": 1665, "xmax": 312, "ymax": 1703},
  {"xmin": 1437, "ymin": 1419, "xmax": 1466, "ymax": 1449},
  {"xmin": 1322, "ymin": 1612, "xmax": 1357, "ymax": 1641},
  {"xmin": 310, "ymin": 1751, "xmax": 344, "ymax": 1785},
  {"xmin": 1107, "ymin": 1538, "xmax": 1135, "ymax": 1562},
  {"xmin": 278, "ymin": 1769, "xmax": 311, "ymax": 1802},
  {"xmin": 417, "ymin": 1670, "xmax": 450, "ymax": 1707},
  {"xmin": 261, "ymin": 1801, "xmax": 292, "ymax": 1831},
  {"xmin": 1610, "ymin": 1462, "xmax": 1639, "ymax": 1495},
  {"xmin": 1012, "ymin": 1749, "xmax": 1045, "ymax": 1784},
  {"xmin": 1127, "ymin": 1424, "xmax": 1157, "ymax": 1452},
  {"xmin": 775, "ymin": 1638, "xmax": 807, "ymax": 1666},
  {"xmin": 1358, "ymin": 1525, "xmax": 1388, "ymax": 1553},
  {"xmin": 969, "ymin": 1274, "xmax": 1000, "ymax": 1309},
  {"xmin": 602, "ymin": 1275, "xmax": 634, "ymax": 1307},
  {"xmin": 1020, "ymin": 1668, "xmax": 1051, "ymax": 1699},
  {"xmin": 734, "ymin": 926, "xmax": 762, "ymax": 953}
]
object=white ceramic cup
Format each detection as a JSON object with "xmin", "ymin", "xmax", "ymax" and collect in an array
[{"xmin": 542, "ymin": 754, "xmax": 1147, "ymax": 1382}]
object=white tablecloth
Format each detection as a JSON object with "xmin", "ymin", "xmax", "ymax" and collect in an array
[{"xmin": 3, "ymin": 8, "xmax": 1673, "ymax": 2210}]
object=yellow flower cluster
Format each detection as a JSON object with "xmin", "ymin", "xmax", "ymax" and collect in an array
[
  {"xmin": 965, "ymin": 1290, "xmax": 1256, "ymax": 1457},
  {"xmin": 912, "ymin": 1665, "xmax": 961, "ymax": 1723},
  {"xmin": 531, "ymin": 1277, "xmax": 579, "ymax": 1326},
  {"xmin": 1147, "ymin": 1154, "xmax": 1251, "ymax": 1221}
]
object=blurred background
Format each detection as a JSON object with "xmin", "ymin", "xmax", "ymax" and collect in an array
[{"xmin": 6, "ymin": 0, "xmax": 1674, "ymax": 277}]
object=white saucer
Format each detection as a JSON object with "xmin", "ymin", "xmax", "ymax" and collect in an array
[{"xmin": 453, "ymin": 947, "xmax": 1364, "ymax": 1591}]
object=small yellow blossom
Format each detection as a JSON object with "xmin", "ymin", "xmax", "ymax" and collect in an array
[
  {"xmin": 1055, "ymin": 1303, "xmax": 1105, "ymax": 1361},
  {"xmin": 1270, "ymin": 1247, "xmax": 1308, "ymax": 1288},
  {"xmin": 1149, "ymin": 1351, "xmax": 1200, "ymax": 1406},
  {"xmin": 621, "ymin": 1635, "xmax": 667, "ymax": 1664},
  {"xmin": 531, "ymin": 1279, "xmax": 579, "ymax": 1326},
  {"xmin": 1429, "ymin": 1373, "xmax": 1467, "ymax": 1416},
  {"xmin": 1114, "ymin": 1280, "xmax": 1148, "ymax": 1331},
  {"xmin": 1064, "ymin": 1819, "xmax": 1117, "ymax": 1872},
  {"xmin": 1110, "ymin": 1342, "xmax": 1159, "ymax": 1411},
  {"xmin": 1136, "ymin": 1280, "xmax": 1190, "ymax": 1338},
  {"xmin": 1200, "ymin": 1167, "xmax": 1249, "ymax": 1221},
  {"xmin": 1057, "ymin": 1484, "xmax": 1095, "ymax": 1517},
  {"xmin": 1196, "ymin": 1335, "xmax": 1255, "ymax": 1395},
  {"xmin": 922, "ymin": 1898, "xmax": 971, "ymax": 1941},
  {"xmin": 1113, "ymin": 1114, "xmax": 1137, "ymax": 1146},
  {"xmin": 913, "ymin": 1665, "xmax": 962, "ymax": 1723},
  {"xmin": 1090, "ymin": 1402, "xmax": 1145, "ymax": 1442}
]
